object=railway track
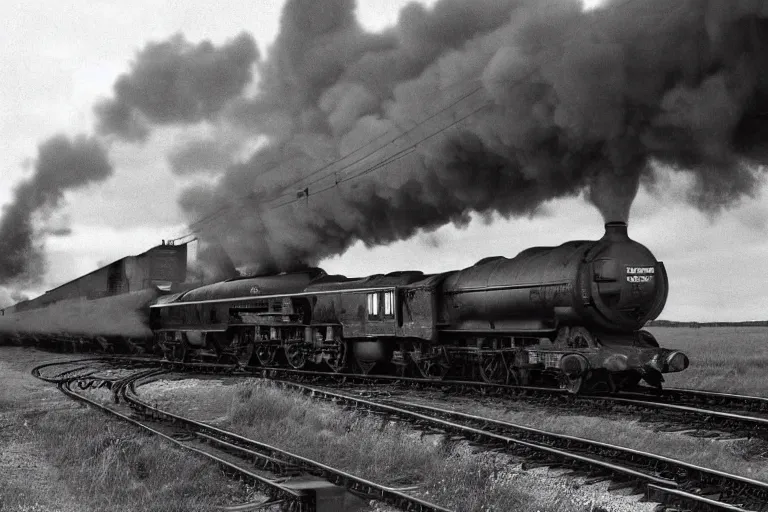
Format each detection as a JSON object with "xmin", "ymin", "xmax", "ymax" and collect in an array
[
  {"xmin": 28, "ymin": 355, "xmax": 768, "ymax": 510},
  {"xmin": 32, "ymin": 359, "xmax": 453, "ymax": 512},
  {"xmin": 240, "ymin": 365, "xmax": 768, "ymax": 442},
  {"xmin": 33, "ymin": 354, "xmax": 768, "ymax": 441},
  {"xmin": 273, "ymin": 379, "xmax": 768, "ymax": 512},
  {"xmin": 30, "ymin": 355, "xmax": 768, "ymax": 441}
]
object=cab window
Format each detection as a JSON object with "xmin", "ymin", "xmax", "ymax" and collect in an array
[
  {"xmin": 367, "ymin": 293, "xmax": 379, "ymax": 320},
  {"xmin": 383, "ymin": 291, "xmax": 394, "ymax": 319}
]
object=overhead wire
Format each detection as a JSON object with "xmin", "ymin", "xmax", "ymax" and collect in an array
[
  {"xmin": 167, "ymin": 80, "xmax": 486, "ymax": 242},
  {"xmin": 168, "ymin": 0, "xmax": 638, "ymax": 244}
]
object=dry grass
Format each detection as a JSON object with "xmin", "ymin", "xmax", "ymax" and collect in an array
[
  {"xmin": 424, "ymin": 396, "xmax": 768, "ymax": 484},
  {"xmin": 224, "ymin": 383, "xmax": 537, "ymax": 511},
  {"xmin": 22, "ymin": 407, "xmax": 246, "ymax": 512},
  {"xmin": 143, "ymin": 379, "xmax": 655, "ymax": 512},
  {"xmin": 647, "ymin": 326, "xmax": 768, "ymax": 395},
  {"xmin": 0, "ymin": 348, "xmax": 252, "ymax": 512}
]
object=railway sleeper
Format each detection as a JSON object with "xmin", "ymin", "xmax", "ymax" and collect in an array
[
  {"xmin": 606, "ymin": 479, "xmax": 641, "ymax": 492},
  {"xmin": 196, "ymin": 433, "xmax": 300, "ymax": 475},
  {"xmin": 283, "ymin": 381, "xmax": 768, "ymax": 510},
  {"xmin": 45, "ymin": 376, "xmax": 316, "ymax": 512},
  {"xmin": 120, "ymin": 384, "xmax": 454, "ymax": 512},
  {"xmin": 46, "ymin": 360, "xmax": 768, "ymax": 511},
  {"xmin": 583, "ymin": 473, "xmax": 613, "ymax": 485},
  {"xmin": 378, "ymin": 399, "xmax": 763, "ymax": 500},
  {"xmin": 559, "ymin": 469, "xmax": 590, "ymax": 479}
]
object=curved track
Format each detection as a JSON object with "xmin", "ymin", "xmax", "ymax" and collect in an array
[
  {"xmin": 31, "ymin": 354, "xmax": 768, "ymax": 440},
  {"xmin": 29, "ymin": 355, "xmax": 768, "ymax": 511},
  {"xmin": 32, "ymin": 359, "xmax": 452, "ymax": 512}
]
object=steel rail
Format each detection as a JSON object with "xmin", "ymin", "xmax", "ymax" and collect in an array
[
  {"xmin": 580, "ymin": 395, "xmax": 768, "ymax": 436},
  {"xmin": 381, "ymin": 399, "xmax": 768, "ymax": 505},
  {"xmin": 646, "ymin": 486, "xmax": 756, "ymax": 512},
  {"xmin": 91, "ymin": 357, "xmax": 768, "ymax": 446},
  {"xmin": 25, "ymin": 338, "xmax": 768, "ymax": 418},
  {"xmin": 28, "ymin": 354, "xmax": 768, "ymax": 511},
  {"xmin": 242, "ymin": 365, "xmax": 768, "ymax": 441},
  {"xmin": 121, "ymin": 379, "xmax": 453, "ymax": 512},
  {"xmin": 34, "ymin": 367, "xmax": 313, "ymax": 511},
  {"xmin": 621, "ymin": 387, "xmax": 768, "ymax": 414},
  {"xmin": 274, "ymin": 380, "xmax": 768, "ymax": 512},
  {"xmin": 30, "ymin": 357, "xmax": 120, "ymax": 382},
  {"xmin": 32, "ymin": 356, "xmax": 768, "ymax": 442}
]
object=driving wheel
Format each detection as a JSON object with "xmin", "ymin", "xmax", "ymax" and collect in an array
[{"xmin": 284, "ymin": 343, "xmax": 307, "ymax": 369}]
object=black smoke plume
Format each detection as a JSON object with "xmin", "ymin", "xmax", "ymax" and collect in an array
[
  {"xmin": 95, "ymin": 32, "xmax": 259, "ymax": 141},
  {"xmin": 0, "ymin": 135, "xmax": 112, "ymax": 285},
  {"xmin": 185, "ymin": 239, "xmax": 238, "ymax": 285},
  {"xmin": 168, "ymin": 136, "xmax": 239, "ymax": 175},
  {"xmin": 134, "ymin": 0, "xmax": 768, "ymax": 273}
]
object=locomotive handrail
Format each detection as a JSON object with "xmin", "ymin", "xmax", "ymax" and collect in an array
[
  {"xmin": 442, "ymin": 280, "xmax": 571, "ymax": 294},
  {"xmin": 149, "ymin": 285, "xmax": 399, "ymax": 308}
]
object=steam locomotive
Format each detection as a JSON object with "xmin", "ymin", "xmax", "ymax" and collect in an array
[{"xmin": 150, "ymin": 222, "xmax": 689, "ymax": 393}]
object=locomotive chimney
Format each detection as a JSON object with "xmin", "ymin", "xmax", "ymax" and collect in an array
[{"xmin": 603, "ymin": 221, "xmax": 629, "ymax": 242}]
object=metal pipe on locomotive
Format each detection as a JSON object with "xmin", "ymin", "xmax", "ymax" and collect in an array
[{"xmin": 149, "ymin": 222, "xmax": 689, "ymax": 393}]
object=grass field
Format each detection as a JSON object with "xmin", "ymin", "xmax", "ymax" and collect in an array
[
  {"xmin": 143, "ymin": 378, "xmax": 655, "ymax": 512},
  {"xmin": 411, "ymin": 395, "xmax": 768, "ymax": 484},
  {"xmin": 646, "ymin": 326, "xmax": 768, "ymax": 395},
  {"xmin": 30, "ymin": 409, "xmax": 248, "ymax": 512},
  {"xmin": 0, "ymin": 347, "xmax": 251, "ymax": 512}
]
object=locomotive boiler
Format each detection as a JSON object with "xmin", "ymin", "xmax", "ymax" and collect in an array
[
  {"xmin": 441, "ymin": 222, "xmax": 665, "ymax": 333},
  {"xmin": 149, "ymin": 222, "xmax": 689, "ymax": 393},
  {"xmin": 437, "ymin": 221, "xmax": 688, "ymax": 391}
]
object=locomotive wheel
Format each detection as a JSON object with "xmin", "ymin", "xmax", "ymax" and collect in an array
[
  {"xmin": 326, "ymin": 340, "xmax": 347, "ymax": 373},
  {"xmin": 224, "ymin": 333, "xmax": 253, "ymax": 366},
  {"xmin": 236, "ymin": 340, "xmax": 254, "ymax": 367},
  {"xmin": 169, "ymin": 340, "xmax": 187, "ymax": 362},
  {"xmin": 478, "ymin": 352, "xmax": 508, "ymax": 384},
  {"xmin": 284, "ymin": 343, "xmax": 307, "ymax": 369},
  {"xmin": 416, "ymin": 359, "xmax": 449, "ymax": 380},
  {"xmin": 411, "ymin": 347, "xmax": 451, "ymax": 380},
  {"xmin": 562, "ymin": 371, "xmax": 612, "ymax": 394},
  {"xmin": 562, "ymin": 375, "xmax": 583, "ymax": 394},
  {"xmin": 255, "ymin": 344, "xmax": 277, "ymax": 366}
]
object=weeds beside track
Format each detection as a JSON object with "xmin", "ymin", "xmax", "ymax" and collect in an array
[
  {"xmin": 276, "ymin": 379, "xmax": 768, "ymax": 512},
  {"xmin": 32, "ymin": 360, "xmax": 453, "ymax": 512},
  {"xmin": 30, "ymin": 355, "xmax": 768, "ymax": 511}
]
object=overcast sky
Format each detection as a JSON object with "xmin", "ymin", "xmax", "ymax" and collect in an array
[{"xmin": 1, "ymin": 0, "xmax": 767, "ymax": 321}]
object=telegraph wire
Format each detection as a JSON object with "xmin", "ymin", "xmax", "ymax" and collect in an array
[
  {"xmin": 181, "ymin": 97, "xmax": 492, "ymax": 229},
  {"xmin": 168, "ymin": 0, "xmax": 639, "ymax": 243},
  {"xmin": 167, "ymin": 81, "xmax": 486, "ymax": 241}
]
